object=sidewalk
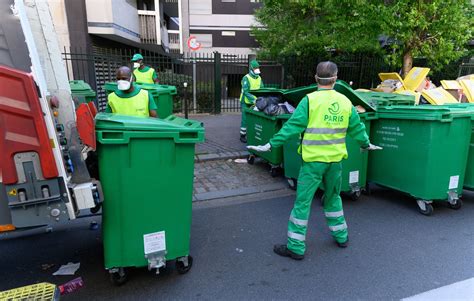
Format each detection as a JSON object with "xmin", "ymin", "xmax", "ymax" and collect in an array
[
  {"xmin": 190, "ymin": 113, "xmax": 292, "ymax": 202},
  {"xmin": 191, "ymin": 113, "xmax": 248, "ymax": 161}
]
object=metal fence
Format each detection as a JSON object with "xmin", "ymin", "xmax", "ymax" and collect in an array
[{"xmin": 62, "ymin": 47, "xmax": 472, "ymax": 114}]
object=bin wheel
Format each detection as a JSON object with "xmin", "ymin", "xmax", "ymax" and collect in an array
[
  {"xmin": 287, "ymin": 178, "xmax": 297, "ymax": 191},
  {"xmin": 109, "ymin": 268, "xmax": 127, "ymax": 286},
  {"xmin": 350, "ymin": 190, "xmax": 361, "ymax": 201},
  {"xmin": 448, "ymin": 198, "xmax": 462, "ymax": 210},
  {"xmin": 417, "ymin": 200, "xmax": 433, "ymax": 216},
  {"xmin": 247, "ymin": 155, "xmax": 255, "ymax": 165},
  {"xmin": 176, "ymin": 256, "xmax": 193, "ymax": 274},
  {"xmin": 363, "ymin": 183, "xmax": 371, "ymax": 196},
  {"xmin": 270, "ymin": 167, "xmax": 282, "ymax": 178}
]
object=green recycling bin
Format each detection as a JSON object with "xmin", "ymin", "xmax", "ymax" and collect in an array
[
  {"xmin": 355, "ymin": 90, "xmax": 416, "ymax": 109},
  {"xmin": 368, "ymin": 106, "xmax": 471, "ymax": 215},
  {"xmin": 437, "ymin": 103, "xmax": 474, "ymax": 191},
  {"xmin": 283, "ymin": 113, "xmax": 375, "ymax": 200},
  {"xmin": 96, "ymin": 113, "xmax": 204, "ymax": 284},
  {"xmin": 69, "ymin": 80, "xmax": 96, "ymax": 106},
  {"xmin": 104, "ymin": 82, "xmax": 177, "ymax": 119}
]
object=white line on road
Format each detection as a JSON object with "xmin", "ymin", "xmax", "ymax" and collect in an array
[{"xmin": 402, "ymin": 277, "xmax": 474, "ymax": 301}]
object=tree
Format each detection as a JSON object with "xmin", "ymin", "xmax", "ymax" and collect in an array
[
  {"xmin": 253, "ymin": 1, "xmax": 383, "ymax": 58},
  {"xmin": 254, "ymin": 0, "xmax": 473, "ymax": 76},
  {"xmin": 379, "ymin": 0, "xmax": 473, "ymax": 76}
]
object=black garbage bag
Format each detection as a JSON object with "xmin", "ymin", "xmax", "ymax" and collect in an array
[
  {"xmin": 264, "ymin": 103, "xmax": 282, "ymax": 116},
  {"xmin": 255, "ymin": 96, "xmax": 281, "ymax": 111}
]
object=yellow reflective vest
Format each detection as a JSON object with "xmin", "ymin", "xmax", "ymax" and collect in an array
[
  {"xmin": 107, "ymin": 89, "xmax": 150, "ymax": 117},
  {"xmin": 240, "ymin": 74, "xmax": 262, "ymax": 104},
  {"xmin": 133, "ymin": 67, "xmax": 155, "ymax": 84},
  {"xmin": 302, "ymin": 90, "xmax": 353, "ymax": 163}
]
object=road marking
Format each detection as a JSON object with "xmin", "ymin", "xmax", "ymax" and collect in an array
[{"xmin": 402, "ymin": 277, "xmax": 474, "ymax": 301}]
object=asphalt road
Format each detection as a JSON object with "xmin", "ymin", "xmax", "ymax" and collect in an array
[{"xmin": 1, "ymin": 187, "xmax": 473, "ymax": 300}]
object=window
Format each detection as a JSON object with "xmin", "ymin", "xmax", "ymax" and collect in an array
[{"xmin": 222, "ymin": 31, "xmax": 236, "ymax": 36}]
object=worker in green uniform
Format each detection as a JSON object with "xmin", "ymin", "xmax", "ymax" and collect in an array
[
  {"xmin": 239, "ymin": 59, "xmax": 264, "ymax": 143},
  {"xmin": 106, "ymin": 66, "xmax": 158, "ymax": 118},
  {"xmin": 248, "ymin": 61, "xmax": 382, "ymax": 260},
  {"xmin": 131, "ymin": 53, "xmax": 159, "ymax": 84}
]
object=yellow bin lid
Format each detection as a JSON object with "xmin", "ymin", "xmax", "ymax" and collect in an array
[
  {"xmin": 440, "ymin": 80, "xmax": 462, "ymax": 90},
  {"xmin": 460, "ymin": 80, "xmax": 474, "ymax": 103},
  {"xmin": 422, "ymin": 87, "xmax": 458, "ymax": 105}
]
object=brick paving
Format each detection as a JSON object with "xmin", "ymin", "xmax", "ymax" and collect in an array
[{"xmin": 192, "ymin": 158, "xmax": 291, "ymax": 201}]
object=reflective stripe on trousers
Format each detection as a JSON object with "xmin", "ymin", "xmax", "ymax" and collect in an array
[
  {"xmin": 324, "ymin": 210, "xmax": 344, "ymax": 218},
  {"xmin": 328, "ymin": 222, "xmax": 347, "ymax": 232},
  {"xmin": 289, "ymin": 215, "xmax": 308, "ymax": 226},
  {"xmin": 288, "ymin": 231, "xmax": 305, "ymax": 241}
]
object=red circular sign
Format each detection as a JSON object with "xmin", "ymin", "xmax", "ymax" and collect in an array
[{"xmin": 187, "ymin": 36, "xmax": 201, "ymax": 51}]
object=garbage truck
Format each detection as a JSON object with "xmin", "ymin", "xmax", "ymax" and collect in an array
[{"xmin": 0, "ymin": 0, "xmax": 102, "ymax": 234}]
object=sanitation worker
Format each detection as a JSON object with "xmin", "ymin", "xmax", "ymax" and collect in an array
[
  {"xmin": 248, "ymin": 61, "xmax": 382, "ymax": 260},
  {"xmin": 106, "ymin": 66, "xmax": 157, "ymax": 117},
  {"xmin": 239, "ymin": 59, "xmax": 264, "ymax": 143},
  {"xmin": 131, "ymin": 53, "xmax": 159, "ymax": 84}
]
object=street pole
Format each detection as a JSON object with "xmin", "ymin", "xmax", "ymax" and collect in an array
[
  {"xmin": 192, "ymin": 52, "xmax": 197, "ymax": 114},
  {"xmin": 183, "ymin": 82, "xmax": 188, "ymax": 119}
]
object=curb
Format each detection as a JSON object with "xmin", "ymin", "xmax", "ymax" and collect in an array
[{"xmin": 194, "ymin": 150, "xmax": 249, "ymax": 163}]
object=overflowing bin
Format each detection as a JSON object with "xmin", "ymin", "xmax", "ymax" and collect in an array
[
  {"xmin": 245, "ymin": 85, "xmax": 319, "ymax": 176},
  {"xmin": 280, "ymin": 80, "xmax": 377, "ymax": 200},
  {"xmin": 368, "ymin": 106, "xmax": 471, "ymax": 215},
  {"xmin": 96, "ymin": 113, "xmax": 204, "ymax": 284},
  {"xmin": 69, "ymin": 80, "xmax": 96, "ymax": 106},
  {"xmin": 104, "ymin": 82, "xmax": 177, "ymax": 119}
]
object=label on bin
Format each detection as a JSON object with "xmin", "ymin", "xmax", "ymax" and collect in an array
[
  {"xmin": 449, "ymin": 175, "xmax": 459, "ymax": 190},
  {"xmin": 349, "ymin": 171, "xmax": 359, "ymax": 184},
  {"xmin": 143, "ymin": 231, "xmax": 166, "ymax": 255}
]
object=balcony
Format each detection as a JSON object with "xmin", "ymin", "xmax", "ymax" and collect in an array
[{"xmin": 138, "ymin": 10, "xmax": 181, "ymax": 53}]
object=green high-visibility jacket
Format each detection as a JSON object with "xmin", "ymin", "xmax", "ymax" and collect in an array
[
  {"xmin": 270, "ymin": 89, "xmax": 370, "ymax": 163},
  {"xmin": 240, "ymin": 73, "xmax": 263, "ymax": 104}
]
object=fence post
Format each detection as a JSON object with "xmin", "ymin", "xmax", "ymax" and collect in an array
[{"xmin": 213, "ymin": 51, "xmax": 222, "ymax": 114}]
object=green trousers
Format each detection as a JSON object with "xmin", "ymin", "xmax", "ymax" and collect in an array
[
  {"xmin": 240, "ymin": 102, "xmax": 251, "ymax": 135},
  {"xmin": 287, "ymin": 161, "xmax": 348, "ymax": 255}
]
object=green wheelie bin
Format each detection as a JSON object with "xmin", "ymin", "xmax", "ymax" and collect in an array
[
  {"xmin": 437, "ymin": 103, "xmax": 474, "ymax": 191},
  {"xmin": 104, "ymin": 82, "xmax": 177, "ymax": 119},
  {"xmin": 368, "ymin": 106, "xmax": 472, "ymax": 215},
  {"xmin": 96, "ymin": 113, "xmax": 204, "ymax": 285},
  {"xmin": 69, "ymin": 80, "xmax": 96, "ymax": 106},
  {"xmin": 281, "ymin": 80, "xmax": 377, "ymax": 200},
  {"xmin": 245, "ymin": 85, "xmax": 320, "ymax": 176}
]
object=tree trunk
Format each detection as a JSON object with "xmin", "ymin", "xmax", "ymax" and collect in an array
[{"xmin": 402, "ymin": 51, "xmax": 413, "ymax": 78}]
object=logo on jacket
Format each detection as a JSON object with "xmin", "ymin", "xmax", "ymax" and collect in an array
[
  {"xmin": 324, "ymin": 102, "xmax": 344, "ymax": 123},
  {"xmin": 328, "ymin": 102, "xmax": 340, "ymax": 115}
]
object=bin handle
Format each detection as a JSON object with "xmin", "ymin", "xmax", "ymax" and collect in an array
[{"xmin": 97, "ymin": 130, "xmax": 203, "ymax": 144}]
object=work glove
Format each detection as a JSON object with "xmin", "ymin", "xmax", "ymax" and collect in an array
[
  {"xmin": 247, "ymin": 143, "xmax": 272, "ymax": 152},
  {"xmin": 361, "ymin": 143, "xmax": 383, "ymax": 151}
]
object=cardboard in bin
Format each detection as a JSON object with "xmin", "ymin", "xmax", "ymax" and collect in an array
[
  {"xmin": 459, "ymin": 80, "xmax": 474, "ymax": 103},
  {"xmin": 421, "ymin": 87, "xmax": 458, "ymax": 105},
  {"xmin": 377, "ymin": 67, "xmax": 430, "ymax": 93},
  {"xmin": 441, "ymin": 80, "xmax": 464, "ymax": 102}
]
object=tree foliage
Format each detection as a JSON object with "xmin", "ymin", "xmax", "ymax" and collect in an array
[
  {"xmin": 253, "ymin": 0, "xmax": 473, "ymax": 74},
  {"xmin": 379, "ymin": 0, "xmax": 473, "ymax": 75}
]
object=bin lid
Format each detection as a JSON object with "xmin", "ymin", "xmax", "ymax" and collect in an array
[
  {"xmin": 376, "ymin": 105, "xmax": 472, "ymax": 121},
  {"xmin": 355, "ymin": 90, "xmax": 416, "ymax": 108},
  {"xmin": 333, "ymin": 80, "xmax": 376, "ymax": 112},
  {"xmin": 421, "ymin": 87, "xmax": 458, "ymax": 105},
  {"xmin": 95, "ymin": 113, "xmax": 204, "ymax": 132},
  {"xmin": 137, "ymin": 83, "xmax": 178, "ymax": 95},
  {"xmin": 69, "ymin": 80, "xmax": 96, "ymax": 96},
  {"xmin": 103, "ymin": 82, "xmax": 177, "ymax": 95}
]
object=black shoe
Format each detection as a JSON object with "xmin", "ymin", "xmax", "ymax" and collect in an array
[
  {"xmin": 336, "ymin": 237, "xmax": 349, "ymax": 248},
  {"xmin": 273, "ymin": 244, "xmax": 304, "ymax": 260},
  {"xmin": 240, "ymin": 135, "xmax": 247, "ymax": 143}
]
